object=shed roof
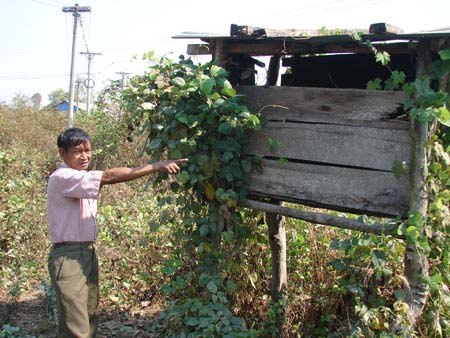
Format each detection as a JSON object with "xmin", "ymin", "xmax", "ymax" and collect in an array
[{"xmin": 173, "ymin": 24, "xmax": 450, "ymax": 56}]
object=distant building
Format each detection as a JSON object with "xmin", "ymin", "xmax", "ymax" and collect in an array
[{"xmin": 54, "ymin": 101, "xmax": 78, "ymax": 112}]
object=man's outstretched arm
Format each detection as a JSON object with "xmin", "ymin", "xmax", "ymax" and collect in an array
[{"xmin": 100, "ymin": 158, "xmax": 188, "ymax": 186}]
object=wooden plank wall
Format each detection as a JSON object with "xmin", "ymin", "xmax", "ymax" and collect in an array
[{"xmin": 239, "ymin": 86, "xmax": 410, "ymax": 217}]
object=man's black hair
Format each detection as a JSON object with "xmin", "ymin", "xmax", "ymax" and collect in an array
[{"xmin": 57, "ymin": 128, "xmax": 91, "ymax": 152}]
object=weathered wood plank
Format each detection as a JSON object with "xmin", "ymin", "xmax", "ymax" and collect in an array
[
  {"xmin": 244, "ymin": 121, "xmax": 410, "ymax": 171},
  {"xmin": 186, "ymin": 42, "xmax": 418, "ymax": 56},
  {"xmin": 247, "ymin": 159, "xmax": 409, "ymax": 217},
  {"xmin": 249, "ymin": 108, "xmax": 408, "ymax": 130},
  {"xmin": 238, "ymin": 86, "xmax": 407, "ymax": 123},
  {"xmin": 243, "ymin": 200, "xmax": 402, "ymax": 237}
]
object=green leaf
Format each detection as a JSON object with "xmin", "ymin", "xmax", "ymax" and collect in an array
[
  {"xmin": 221, "ymin": 151, "xmax": 234, "ymax": 162},
  {"xmin": 247, "ymin": 114, "xmax": 260, "ymax": 128},
  {"xmin": 207, "ymin": 280, "xmax": 218, "ymax": 294},
  {"xmin": 438, "ymin": 48, "xmax": 450, "ymax": 60},
  {"xmin": 199, "ymin": 223, "xmax": 209, "ymax": 236},
  {"xmin": 403, "ymin": 83, "xmax": 416, "ymax": 96},
  {"xmin": 221, "ymin": 166, "xmax": 233, "ymax": 182},
  {"xmin": 169, "ymin": 148, "xmax": 182, "ymax": 159},
  {"xmin": 367, "ymin": 78, "xmax": 382, "ymax": 90},
  {"xmin": 221, "ymin": 87, "xmax": 236, "ymax": 97},
  {"xmin": 176, "ymin": 113, "xmax": 189, "ymax": 124},
  {"xmin": 405, "ymin": 225, "xmax": 420, "ymax": 243},
  {"xmin": 394, "ymin": 290, "xmax": 407, "ymax": 300},
  {"xmin": 222, "ymin": 79, "xmax": 232, "ymax": 89},
  {"xmin": 215, "ymin": 187, "xmax": 226, "ymax": 201},
  {"xmin": 170, "ymin": 182, "xmax": 180, "ymax": 193},
  {"xmin": 408, "ymin": 211, "xmax": 424, "ymax": 227},
  {"xmin": 148, "ymin": 138, "xmax": 161, "ymax": 149},
  {"xmin": 185, "ymin": 318, "xmax": 199, "ymax": 326},
  {"xmin": 210, "ymin": 64, "xmax": 227, "ymax": 77},
  {"xmin": 176, "ymin": 171, "xmax": 190, "ymax": 184},
  {"xmin": 375, "ymin": 51, "xmax": 391, "ymax": 66},
  {"xmin": 201, "ymin": 79, "xmax": 215, "ymax": 96},
  {"xmin": 213, "ymin": 98, "xmax": 225, "ymax": 107},
  {"xmin": 437, "ymin": 106, "xmax": 450, "ymax": 126},
  {"xmin": 171, "ymin": 77, "xmax": 186, "ymax": 87},
  {"xmin": 331, "ymin": 259, "xmax": 346, "ymax": 272},
  {"xmin": 430, "ymin": 272, "xmax": 443, "ymax": 284},
  {"xmin": 218, "ymin": 122, "xmax": 232, "ymax": 134},
  {"xmin": 241, "ymin": 159, "xmax": 252, "ymax": 173}
]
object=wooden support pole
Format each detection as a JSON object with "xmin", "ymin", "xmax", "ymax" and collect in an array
[
  {"xmin": 394, "ymin": 39, "xmax": 431, "ymax": 334},
  {"xmin": 265, "ymin": 55, "xmax": 281, "ymax": 86},
  {"xmin": 266, "ymin": 203, "xmax": 288, "ymax": 301},
  {"xmin": 242, "ymin": 199, "xmax": 401, "ymax": 237},
  {"xmin": 213, "ymin": 40, "xmax": 228, "ymax": 67},
  {"xmin": 265, "ymin": 201, "xmax": 287, "ymax": 336}
]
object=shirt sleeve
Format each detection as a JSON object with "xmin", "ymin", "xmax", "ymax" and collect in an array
[{"xmin": 57, "ymin": 168, "xmax": 103, "ymax": 199}]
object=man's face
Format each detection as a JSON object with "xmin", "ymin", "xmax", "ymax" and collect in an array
[{"xmin": 59, "ymin": 141, "xmax": 92, "ymax": 170}]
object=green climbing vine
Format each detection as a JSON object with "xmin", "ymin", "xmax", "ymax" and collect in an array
[{"xmin": 121, "ymin": 55, "xmax": 261, "ymax": 337}]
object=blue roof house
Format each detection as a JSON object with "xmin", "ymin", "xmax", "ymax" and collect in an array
[{"xmin": 56, "ymin": 101, "xmax": 78, "ymax": 112}]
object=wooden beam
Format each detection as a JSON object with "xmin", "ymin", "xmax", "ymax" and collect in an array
[
  {"xmin": 242, "ymin": 199, "xmax": 402, "ymax": 237},
  {"xmin": 186, "ymin": 41, "xmax": 418, "ymax": 56}
]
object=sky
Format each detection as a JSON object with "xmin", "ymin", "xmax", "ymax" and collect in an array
[{"xmin": 1, "ymin": 0, "xmax": 449, "ymax": 106}]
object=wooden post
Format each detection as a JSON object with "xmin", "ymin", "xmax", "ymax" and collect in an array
[
  {"xmin": 265, "ymin": 55, "xmax": 281, "ymax": 86},
  {"xmin": 266, "ymin": 202, "xmax": 287, "ymax": 301},
  {"xmin": 395, "ymin": 39, "xmax": 431, "ymax": 334},
  {"xmin": 213, "ymin": 39, "xmax": 228, "ymax": 67}
]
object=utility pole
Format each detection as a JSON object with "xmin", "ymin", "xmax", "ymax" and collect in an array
[
  {"xmin": 75, "ymin": 76, "xmax": 82, "ymax": 109},
  {"xmin": 80, "ymin": 51, "xmax": 102, "ymax": 115},
  {"xmin": 116, "ymin": 72, "xmax": 131, "ymax": 89},
  {"xmin": 62, "ymin": 3, "xmax": 91, "ymax": 128}
]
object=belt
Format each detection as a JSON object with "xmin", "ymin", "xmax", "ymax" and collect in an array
[{"xmin": 52, "ymin": 241, "xmax": 95, "ymax": 248}]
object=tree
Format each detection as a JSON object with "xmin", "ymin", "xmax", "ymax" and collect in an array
[
  {"xmin": 31, "ymin": 93, "xmax": 42, "ymax": 109},
  {"xmin": 10, "ymin": 92, "xmax": 31, "ymax": 109},
  {"xmin": 48, "ymin": 88, "xmax": 68, "ymax": 106}
]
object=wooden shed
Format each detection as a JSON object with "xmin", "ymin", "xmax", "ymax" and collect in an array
[{"xmin": 174, "ymin": 24, "xmax": 450, "ymax": 331}]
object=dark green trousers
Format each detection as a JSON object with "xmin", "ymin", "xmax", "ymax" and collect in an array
[{"xmin": 48, "ymin": 242, "xmax": 99, "ymax": 338}]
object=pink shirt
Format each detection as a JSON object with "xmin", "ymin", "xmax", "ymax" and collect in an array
[{"xmin": 47, "ymin": 163, "xmax": 103, "ymax": 244}]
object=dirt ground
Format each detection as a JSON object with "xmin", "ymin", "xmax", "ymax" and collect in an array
[{"xmin": 2, "ymin": 287, "xmax": 162, "ymax": 338}]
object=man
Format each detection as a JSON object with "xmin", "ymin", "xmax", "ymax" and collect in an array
[{"xmin": 47, "ymin": 127, "xmax": 187, "ymax": 337}]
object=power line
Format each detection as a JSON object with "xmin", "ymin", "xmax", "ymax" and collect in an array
[
  {"xmin": 79, "ymin": 16, "xmax": 89, "ymax": 53},
  {"xmin": 30, "ymin": 0, "xmax": 60, "ymax": 8},
  {"xmin": 0, "ymin": 74, "xmax": 69, "ymax": 80}
]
